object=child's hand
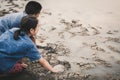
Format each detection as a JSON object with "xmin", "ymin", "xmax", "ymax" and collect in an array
[{"xmin": 51, "ymin": 68, "xmax": 59, "ymax": 73}]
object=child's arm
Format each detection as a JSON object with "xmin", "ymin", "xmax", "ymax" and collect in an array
[{"xmin": 38, "ymin": 57, "xmax": 58, "ymax": 73}]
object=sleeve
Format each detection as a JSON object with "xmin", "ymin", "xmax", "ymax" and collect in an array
[{"xmin": 26, "ymin": 44, "xmax": 42, "ymax": 61}]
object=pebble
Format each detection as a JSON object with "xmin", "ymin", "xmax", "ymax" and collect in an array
[{"xmin": 53, "ymin": 64, "xmax": 65, "ymax": 72}]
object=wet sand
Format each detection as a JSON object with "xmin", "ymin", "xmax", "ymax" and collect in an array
[{"xmin": 0, "ymin": 0, "xmax": 120, "ymax": 80}]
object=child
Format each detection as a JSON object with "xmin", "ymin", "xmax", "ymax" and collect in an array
[
  {"xmin": 0, "ymin": 1, "xmax": 42, "ymax": 36},
  {"xmin": 0, "ymin": 16, "xmax": 58, "ymax": 78}
]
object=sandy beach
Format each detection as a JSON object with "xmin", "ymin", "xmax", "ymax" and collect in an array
[{"xmin": 0, "ymin": 0, "xmax": 120, "ymax": 80}]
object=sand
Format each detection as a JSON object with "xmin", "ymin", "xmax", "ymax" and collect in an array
[{"xmin": 0, "ymin": 0, "xmax": 120, "ymax": 80}]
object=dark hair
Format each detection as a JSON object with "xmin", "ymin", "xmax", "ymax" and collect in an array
[
  {"xmin": 14, "ymin": 15, "xmax": 38, "ymax": 40},
  {"xmin": 25, "ymin": 1, "xmax": 42, "ymax": 15}
]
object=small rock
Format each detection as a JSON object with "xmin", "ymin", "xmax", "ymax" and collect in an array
[{"xmin": 53, "ymin": 64, "xmax": 65, "ymax": 72}]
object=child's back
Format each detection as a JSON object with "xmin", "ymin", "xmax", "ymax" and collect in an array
[{"xmin": 0, "ymin": 12, "xmax": 26, "ymax": 36}]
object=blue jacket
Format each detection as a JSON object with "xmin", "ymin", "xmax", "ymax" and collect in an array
[
  {"xmin": 0, "ymin": 28, "xmax": 41, "ymax": 73},
  {"xmin": 0, "ymin": 12, "xmax": 27, "ymax": 35}
]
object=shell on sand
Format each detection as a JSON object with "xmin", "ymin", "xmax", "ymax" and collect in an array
[{"xmin": 53, "ymin": 64, "xmax": 65, "ymax": 72}]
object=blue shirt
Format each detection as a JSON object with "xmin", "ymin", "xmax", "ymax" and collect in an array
[
  {"xmin": 0, "ymin": 28, "xmax": 41, "ymax": 73},
  {"xmin": 0, "ymin": 12, "xmax": 27, "ymax": 36}
]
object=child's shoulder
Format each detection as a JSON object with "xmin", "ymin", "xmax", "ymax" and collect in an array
[
  {"xmin": 9, "ymin": 28, "xmax": 20, "ymax": 32},
  {"xmin": 1, "ymin": 12, "xmax": 25, "ymax": 19}
]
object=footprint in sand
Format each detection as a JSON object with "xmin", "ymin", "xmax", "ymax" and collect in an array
[
  {"xmin": 107, "ymin": 45, "xmax": 120, "ymax": 53},
  {"xmin": 76, "ymin": 62, "xmax": 96, "ymax": 70},
  {"xmin": 60, "ymin": 19, "xmax": 82, "ymax": 30},
  {"xmin": 66, "ymin": 72, "xmax": 91, "ymax": 80},
  {"xmin": 59, "ymin": 19, "xmax": 90, "ymax": 37},
  {"xmin": 83, "ymin": 42, "xmax": 106, "ymax": 52},
  {"xmin": 107, "ymin": 30, "xmax": 113, "ymax": 34},
  {"xmin": 88, "ymin": 24, "xmax": 100, "ymax": 35},
  {"xmin": 92, "ymin": 57, "xmax": 112, "ymax": 68},
  {"xmin": 46, "ymin": 42, "xmax": 70, "ymax": 55},
  {"xmin": 107, "ymin": 30, "xmax": 119, "ymax": 35},
  {"xmin": 105, "ymin": 37, "xmax": 120, "ymax": 43}
]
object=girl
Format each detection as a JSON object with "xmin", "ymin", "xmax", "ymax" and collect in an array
[{"xmin": 0, "ymin": 15, "xmax": 57, "ymax": 78}]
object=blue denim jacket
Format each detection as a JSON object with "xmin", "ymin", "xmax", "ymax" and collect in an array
[
  {"xmin": 0, "ymin": 28, "xmax": 41, "ymax": 73},
  {"xmin": 0, "ymin": 12, "xmax": 27, "ymax": 36}
]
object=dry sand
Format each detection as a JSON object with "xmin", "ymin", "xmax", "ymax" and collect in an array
[{"xmin": 0, "ymin": 0, "xmax": 120, "ymax": 80}]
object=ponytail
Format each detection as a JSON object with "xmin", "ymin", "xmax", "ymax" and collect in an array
[{"xmin": 14, "ymin": 29, "xmax": 25, "ymax": 40}]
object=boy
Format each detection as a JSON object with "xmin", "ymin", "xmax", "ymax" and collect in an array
[{"xmin": 0, "ymin": 1, "xmax": 42, "ymax": 36}]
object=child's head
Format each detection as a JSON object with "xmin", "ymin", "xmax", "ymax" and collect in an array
[
  {"xmin": 25, "ymin": 1, "xmax": 42, "ymax": 17},
  {"xmin": 20, "ymin": 15, "xmax": 39, "ymax": 35},
  {"xmin": 14, "ymin": 15, "xmax": 39, "ymax": 40}
]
